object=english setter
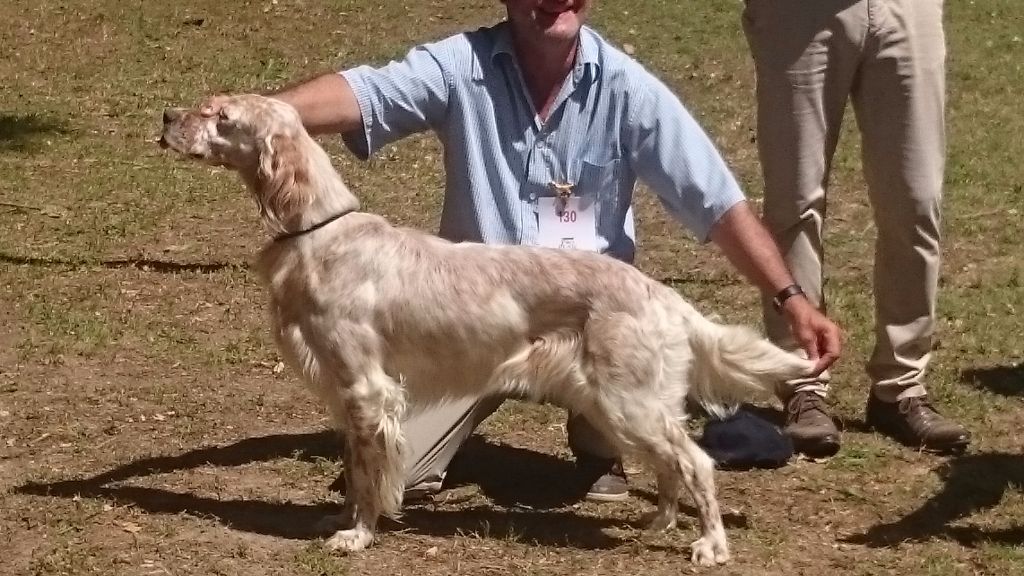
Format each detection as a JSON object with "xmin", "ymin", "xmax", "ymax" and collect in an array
[{"xmin": 159, "ymin": 94, "xmax": 814, "ymax": 566}]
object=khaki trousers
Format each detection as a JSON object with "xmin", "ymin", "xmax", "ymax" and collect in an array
[
  {"xmin": 743, "ymin": 0, "xmax": 946, "ymax": 402},
  {"xmin": 403, "ymin": 396, "xmax": 617, "ymax": 489}
]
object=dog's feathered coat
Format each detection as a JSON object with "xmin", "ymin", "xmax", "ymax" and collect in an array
[{"xmin": 160, "ymin": 94, "xmax": 815, "ymax": 566}]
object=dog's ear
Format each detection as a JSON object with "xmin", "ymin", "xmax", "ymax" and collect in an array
[{"xmin": 256, "ymin": 134, "xmax": 310, "ymax": 223}]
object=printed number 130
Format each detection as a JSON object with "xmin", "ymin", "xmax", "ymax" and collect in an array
[{"xmin": 559, "ymin": 210, "xmax": 577, "ymax": 223}]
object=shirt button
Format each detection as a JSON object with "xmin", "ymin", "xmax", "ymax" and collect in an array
[{"xmin": 529, "ymin": 193, "xmax": 537, "ymax": 200}]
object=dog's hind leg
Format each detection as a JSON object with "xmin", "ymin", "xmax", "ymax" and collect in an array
[
  {"xmin": 673, "ymin": 430, "xmax": 729, "ymax": 566},
  {"xmin": 647, "ymin": 463, "xmax": 682, "ymax": 532},
  {"xmin": 320, "ymin": 367, "xmax": 407, "ymax": 553},
  {"xmin": 580, "ymin": 311, "xmax": 729, "ymax": 564},
  {"xmin": 588, "ymin": 399, "xmax": 729, "ymax": 566}
]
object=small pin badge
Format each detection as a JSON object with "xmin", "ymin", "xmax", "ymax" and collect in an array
[{"xmin": 549, "ymin": 181, "xmax": 574, "ymax": 216}]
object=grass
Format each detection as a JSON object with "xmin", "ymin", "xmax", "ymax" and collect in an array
[{"xmin": 1, "ymin": 1, "xmax": 1023, "ymax": 575}]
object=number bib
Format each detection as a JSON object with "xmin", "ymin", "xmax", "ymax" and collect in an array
[{"xmin": 537, "ymin": 196, "xmax": 598, "ymax": 252}]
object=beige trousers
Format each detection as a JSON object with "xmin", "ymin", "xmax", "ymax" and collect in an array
[
  {"xmin": 402, "ymin": 396, "xmax": 617, "ymax": 489},
  {"xmin": 743, "ymin": 0, "xmax": 946, "ymax": 402}
]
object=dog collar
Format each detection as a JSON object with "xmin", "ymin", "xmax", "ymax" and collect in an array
[{"xmin": 273, "ymin": 209, "xmax": 355, "ymax": 242}]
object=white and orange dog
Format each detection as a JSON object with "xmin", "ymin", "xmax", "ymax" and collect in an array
[{"xmin": 159, "ymin": 94, "xmax": 813, "ymax": 565}]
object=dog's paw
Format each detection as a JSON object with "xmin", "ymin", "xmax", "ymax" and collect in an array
[
  {"xmin": 690, "ymin": 536, "xmax": 730, "ymax": 566},
  {"xmin": 324, "ymin": 527, "xmax": 374, "ymax": 553},
  {"xmin": 642, "ymin": 510, "xmax": 677, "ymax": 532}
]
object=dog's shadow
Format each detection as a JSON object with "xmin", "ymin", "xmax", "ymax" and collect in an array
[
  {"xmin": 14, "ymin": 432, "xmax": 342, "ymax": 540},
  {"xmin": 0, "ymin": 250, "xmax": 243, "ymax": 274},
  {"xmin": 14, "ymin": 432, "xmax": 664, "ymax": 550},
  {"xmin": 0, "ymin": 113, "xmax": 69, "ymax": 152},
  {"xmin": 842, "ymin": 452, "xmax": 1024, "ymax": 547}
]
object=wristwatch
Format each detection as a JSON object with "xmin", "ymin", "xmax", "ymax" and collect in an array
[{"xmin": 771, "ymin": 284, "xmax": 805, "ymax": 312}]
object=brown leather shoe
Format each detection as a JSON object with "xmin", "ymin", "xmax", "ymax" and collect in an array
[
  {"xmin": 866, "ymin": 394, "xmax": 971, "ymax": 454},
  {"xmin": 577, "ymin": 457, "xmax": 629, "ymax": 502},
  {"xmin": 783, "ymin": 391, "xmax": 841, "ymax": 458}
]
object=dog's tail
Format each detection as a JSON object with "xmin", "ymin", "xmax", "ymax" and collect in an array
[{"xmin": 686, "ymin": 317, "xmax": 815, "ymax": 419}]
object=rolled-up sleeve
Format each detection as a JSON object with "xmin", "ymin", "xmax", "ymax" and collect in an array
[
  {"xmin": 626, "ymin": 74, "xmax": 746, "ymax": 242},
  {"xmin": 340, "ymin": 45, "xmax": 451, "ymax": 160}
]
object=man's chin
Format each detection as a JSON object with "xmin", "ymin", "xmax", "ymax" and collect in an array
[
  {"xmin": 536, "ymin": 10, "xmax": 581, "ymax": 32},
  {"xmin": 539, "ymin": 20, "xmax": 582, "ymax": 42}
]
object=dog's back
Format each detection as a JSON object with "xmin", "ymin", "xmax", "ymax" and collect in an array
[{"xmin": 258, "ymin": 210, "xmax": 683, "ymax": 403}]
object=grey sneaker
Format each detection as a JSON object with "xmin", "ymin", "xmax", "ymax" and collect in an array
[
  {"xmin": 578, "ymin": 457, "xmax": 629, "ymax": 503},
  {"xmin": 783, "ymin": 391, "xmax": 841, "ymax": 458},
  {"xmin": 866, "ymin": 394, "xmax": 971, "ymax": 454}
]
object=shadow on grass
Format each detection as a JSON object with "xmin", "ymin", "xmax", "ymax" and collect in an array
[
  {"xmin": 961, "ymin": 363, "xmax": 1024, "ymax": 397},
  {"xmin": 323, "ymin": 436, "xmax": 589, "ymax": 510},
  {"xmin": 14, "ymin": 431, "xmax": 341, "ymax": 539},
  {"xmin": 328, "ymin": 435, "xmax": 640, "ymax": 549},
  {"xmin": 0, "ymin": 113, "xmax": 69, "ymax": 152},
  {"xmin": 0, "ymin": 250, "xmax": 244, "ymax": 274},
  {"xmin": 843, "ymin": 452, "xmax": 1024, "ymax": 547},
  {"xmin": 444, "ymin": 435, "xmax": 592, "ymax": 508},
  {"xmin": 14, "ymin": 432, "xmax": 639, "ymax": 550}
]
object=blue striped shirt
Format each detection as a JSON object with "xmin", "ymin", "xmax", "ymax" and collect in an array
[{"xmin": 341, "ymin": 22, "xmax": 745, "ymax": 262}]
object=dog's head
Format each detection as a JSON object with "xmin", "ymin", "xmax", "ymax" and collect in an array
[
  {"xmin": 160, "ymin": 94, "xmax": 304, "ymax": 167},
  {"xmin": 160, "ymin": 94, "xmax": 317, "ymax": 231}
]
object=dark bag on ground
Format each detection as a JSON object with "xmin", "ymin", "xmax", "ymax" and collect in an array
[{"xmin": 698, "ymin": 406, "xmax": 793, "ymax": 470}]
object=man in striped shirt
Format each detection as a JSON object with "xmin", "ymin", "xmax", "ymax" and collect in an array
[{"xmin": 209, "ymin": 0, "xmax": 842, "ymax": 502}]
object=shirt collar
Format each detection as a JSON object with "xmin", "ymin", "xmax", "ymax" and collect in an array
[{"xmin": 481, "ymin": 22, "xmax": 601, "ymax": 84}]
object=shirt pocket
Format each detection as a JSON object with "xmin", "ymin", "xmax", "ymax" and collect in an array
[
  {"xmin": 576, "ymin": 159, "xmax": 620, "ymax": 195},
  {"xmin": 575, "ymin": 158, "xmax": 625, "ymax": 231}
]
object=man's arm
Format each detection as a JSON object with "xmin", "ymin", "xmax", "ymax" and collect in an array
[
  {"xmin": 708, "ymin": 200, "xmax": 795, "ymax": 294},
  {"xmin": 268, "ymin": 73, "xmax": 363, "ymax": 135},
  {"xmin": 708, "ymin": 201, "xmax": 842, "ymax": 374},
  {"xmin": 622, "ymin": 74, "xmax": 842, "ymax": 373}
]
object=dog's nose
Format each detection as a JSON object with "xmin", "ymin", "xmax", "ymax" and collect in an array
[{"xmin": 163, "ymin": 108, "xmax": 183, "ymax": 125}]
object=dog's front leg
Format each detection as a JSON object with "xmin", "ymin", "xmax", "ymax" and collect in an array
[
  {"xmin": 318, "ymin": 440, "xmax": 358, "ymax": 534},
  {"xmin": 324, "ymin": 432, "xmax": 379, "ymax": 552},
  {"xmin": 322, "ymin": 370, "xmax": 406, "ymax": 553}
]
